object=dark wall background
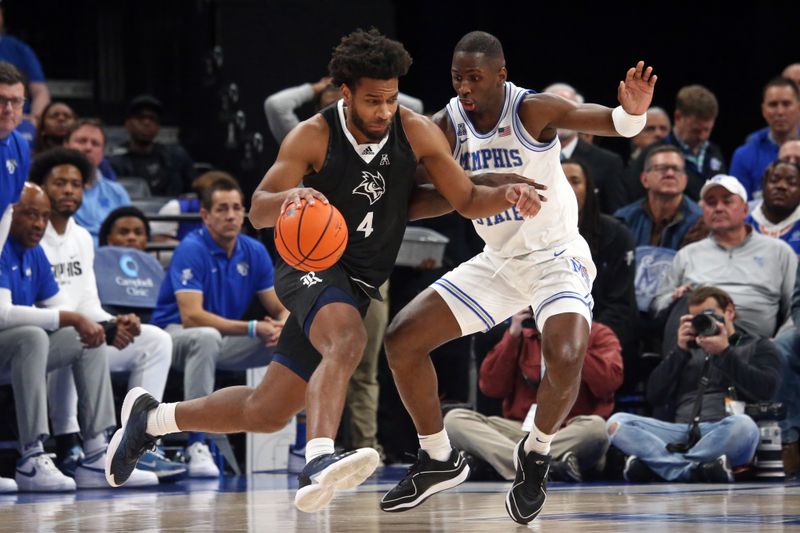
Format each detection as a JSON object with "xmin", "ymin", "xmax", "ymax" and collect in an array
[{"xmin": 7, "ymin": 0, "xmax": 800, "ymax": 196}]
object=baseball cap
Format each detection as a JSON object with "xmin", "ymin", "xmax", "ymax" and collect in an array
[
  {"xmin": 699, "ymin": 174, "xmax": 748, "ymax": 203},
  {"xmin": 127, "ymin": 94, "xmax": 163, "ymax": 118}
]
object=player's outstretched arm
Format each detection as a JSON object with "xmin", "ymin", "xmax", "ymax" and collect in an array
[
  {"xmin": 521, "ymin": 61, "xmax": 657, "ymax": 139},
  {"xmin": 403, "ymin": 111, "xmax": 542, "ymax": 219},
  {"xmin": 249, "ymin": 118, "xmax": 329, "ymax": 229}
]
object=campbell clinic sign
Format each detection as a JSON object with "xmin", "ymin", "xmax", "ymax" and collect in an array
[{"xmin": 94, "ymin": 247, "xmax": 165, "ymax": 309}]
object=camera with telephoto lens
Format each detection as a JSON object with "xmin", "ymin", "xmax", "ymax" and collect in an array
[{"xmin": 687, "ymin": 308, "xmax": 724, "ymax": 348}]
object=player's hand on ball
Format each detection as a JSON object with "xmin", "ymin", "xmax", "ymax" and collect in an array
[
  {"xmin": 506, "ymin": 183, "xmax": 544, "ymax": 218},
  {"xmin": 281, "ymin": 187, "xmax": 329, "ymax": 214}
]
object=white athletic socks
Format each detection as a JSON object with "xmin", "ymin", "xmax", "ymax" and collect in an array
[
  {"xmin": 419, "ymin": 429, "xmax": 452, "ymax": 462},
  {"xmin": 146, "ymin": 403, "xmax": 180, "ymax": 437},
  {"xmin": 21, "ymin": 440, "xmax": 44, "ymax": 460},
  {"xmin": 306, "ymin": 437, "xmax": 335, "ymax": 463},
  {"xmin": 524, "ymin": 423, "xmax": 555, "ymax": 456}
]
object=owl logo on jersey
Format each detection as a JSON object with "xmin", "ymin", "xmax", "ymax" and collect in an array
[
  {"xmin": 6, "ymin": 159, "xmax": 17, "ymax": 175},
  {"xmin": 352, "ymin": 171, "xmax": 386, "ymax": 205},
  {"xmin": 236, "ymin": 262, "xmax": 249, "ymax": 276}
]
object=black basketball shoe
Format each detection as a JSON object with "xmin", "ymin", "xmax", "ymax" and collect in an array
[
  {"xmin": 505, "ymin": 436, "xmax": 550, "ymax": 525},
  {"xmin": 380, "ymin": 448, "xmax": 470, "ymax": 512},
  {"xmin": 294, "ymin": 448, "xmax": 380, "ymax": 513},
  {"xmin": 105, "ymin": 387, "xmax": 159, "ymax": 487},
  {"xmin": 548, "ymin": 451, "xmax": 582, "ymax": 482},
  {"xmin": 623, "ymin": 455, "xmax": 662, "ymax": 482},
  {"xmin": 694, "ymin": 454, "xmax": 734, "ymax": 483}
]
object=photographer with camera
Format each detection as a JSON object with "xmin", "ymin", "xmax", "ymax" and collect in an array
[
  {"xmin": 444, "ymin": 307, "xmax": 623, "ymax": 482},
  {"xmin": 607, "ymin": 286, "xmax": 781, "ymax": 482}
]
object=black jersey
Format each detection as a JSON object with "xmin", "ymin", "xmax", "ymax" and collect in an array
[{"xmin": 303, "ymin": 100, "xmax": 417, "ymax": 297}]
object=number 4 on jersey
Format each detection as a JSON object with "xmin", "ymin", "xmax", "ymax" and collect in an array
[{"xmin": 357, "ymin": 211, "xmax": 374, "ymax": 237}]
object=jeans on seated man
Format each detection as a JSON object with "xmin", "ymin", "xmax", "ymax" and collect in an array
[
  {"xmin": 149, "ymin": 175, "xmax": 288, "ymax": 477},
  {"xmin": 773, "ymin": 265, "xmax": 800, "ymax": 471},
  {"xmin": 607, "ymin": 286, "xmax": 780, "ymax": 482},
  {"xmin": 0, "ymin": 183, "xmax": 157, "ymax": 491},
  {"xmin": 444, "ymin": 308, "xmax": 624, "ymax": 482}
]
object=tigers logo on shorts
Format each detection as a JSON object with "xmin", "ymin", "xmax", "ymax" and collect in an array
[{"xmin": 569, "ymin": 258, "xmax": 590, "ymax": 289}]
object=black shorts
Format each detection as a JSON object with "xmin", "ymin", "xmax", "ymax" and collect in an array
[{"xmin": 272, "ymin": 259, "xmax": 372, "ymax": 381}]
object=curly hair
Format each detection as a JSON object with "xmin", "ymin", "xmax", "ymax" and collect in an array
[
  {"xmin": 28, "ymin": 147, "xmax": 94, "ymax": 186},
  {"xmin": 328, "ymin": 28, "xmax": 412, "ymax": 90}
]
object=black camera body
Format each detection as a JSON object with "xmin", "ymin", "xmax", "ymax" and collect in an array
[
  {"xmin": 687, "ymin": 308, "xmax": 725, "ymax": 348},
  {"xmin": 520, "ymin": 306, "xmax": 536, "ymax": 329},
  {"xmin": 745, "ymin": 402, "xmax": 786, "ymax": 422}
]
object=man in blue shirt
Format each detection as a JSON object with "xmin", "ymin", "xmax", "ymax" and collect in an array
[
  {"xmin": 0, "ymin": 184, "xmax": 156, "ymax": 491},
  {"xmin": 150, "ymin": 176, "xmax": 287, "ymax": 477},
  {"xmin": 747, "ymin": 160, "xmax": 800, "ymax": 254},
  {"xmin": 0, "ymin": 62, "xmax": 29, "ymax": 252},
  {"xmin": 730, "ymin": 77, "xmax": 800, "ymax": 200},
  {"xmin": 64, "ymin": 118, "xmax": 131, "ymax": 244},
  {"xmin": 615, "ymin": 145, "xmax": 702, "ymax": 250},
  {"xmin": 0, "ymin": 7, "xmax": 49, "ymax": 123}
]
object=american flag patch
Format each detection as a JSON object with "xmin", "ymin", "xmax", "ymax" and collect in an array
[{"xmin": 498, "ymin": 125, "xmax": 511, "ymax": 137}]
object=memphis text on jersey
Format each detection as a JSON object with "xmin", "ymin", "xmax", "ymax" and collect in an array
[
  {"xmin": 459, "ymin": 148, "xmax": 524, "ymax": 172},
  {"xmin": 459, "ymin": 148, "xmax": 526, "ymax": 227}
]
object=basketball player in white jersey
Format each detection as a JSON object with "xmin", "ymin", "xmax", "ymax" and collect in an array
[{"xmin": 380, "ymin": 31, "xmax": 656, "ymax": 524}]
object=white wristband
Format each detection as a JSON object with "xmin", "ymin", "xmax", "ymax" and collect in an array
[{"xmin": 611, "ymin": 105, "xmax": 646, "ymax": 138}]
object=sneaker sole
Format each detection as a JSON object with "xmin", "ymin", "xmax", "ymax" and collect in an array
[
  {"xmin": 505, "ymin": 439, "xmax": 546, "ymax": 524},
  {"xmin": 294, "ymin": 448, "xmax": 380, "ymax": 513},
  {"xmin": 15, "ymin": 477, "xmax": 75, "ymax": 492},
  {"xmin": 105, "ymin": 387, "xmax": 151, "ymax": 487},
  {"xmin": 380, "ymin": 461, "xmax": 471, "ymax": 512},
  {"xmin": 79, "ymin": 465, "xmax": 158, "ymax": 489}
]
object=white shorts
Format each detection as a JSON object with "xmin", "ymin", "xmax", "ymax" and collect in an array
[{"xmin": 431, "ymin": 237, "xmax": 596, "ymax": 335}]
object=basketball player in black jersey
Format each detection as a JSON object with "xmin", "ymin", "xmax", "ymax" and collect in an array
[{"xmin": 105, "ymin": 28, "xmax": 543, "ymax": 513}]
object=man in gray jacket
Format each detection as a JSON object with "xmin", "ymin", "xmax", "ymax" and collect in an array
[{"xmin": 653, "ymin": 174, "xmax": 797, "ymax": 340}]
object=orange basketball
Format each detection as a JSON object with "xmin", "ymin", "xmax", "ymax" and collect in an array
[{"xmin": 274, "ymin": 200, "xmax": 348, "ymax": 272}]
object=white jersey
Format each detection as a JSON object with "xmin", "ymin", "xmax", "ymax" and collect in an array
[
  {"xmin": 40, "ymin": 218, "xmax": 113, "ymax": 323},
  {"xmin": 446, "ymin": 81, "xmax": 580, "ymax": 257}
]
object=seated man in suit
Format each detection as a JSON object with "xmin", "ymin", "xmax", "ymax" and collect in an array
[
  {"xmin": 625, "ymin": 85, "xmax": 726, "ymax": 202},
  {"xmin": 544, "ymin": 82, "xmax": 626, "ymax": 214}
]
